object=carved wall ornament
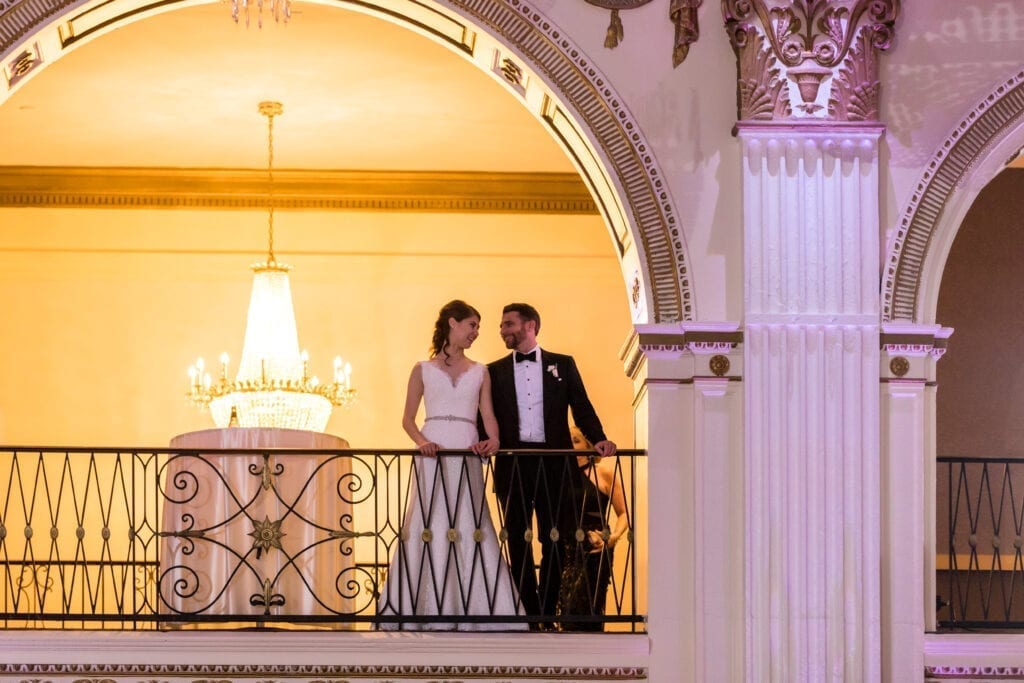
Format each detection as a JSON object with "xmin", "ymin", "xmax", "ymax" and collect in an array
[
  {"xmin": 499, "ymin": 56, "xmax": 524, "ymax": 88},
  {"xmin": 5, "ymin": 45, "xmax": 41, "ymax": 88},
  {"xmin": 583, "ymin": 0, "xmax": 702, "ymax": 67},
  {"xmin": 734, "ymin": 29, "xmax": 791, "ymax": 121},
  {"xmin": 722, "ymin": 0, "xmax": 899, "ymax": 122},
  {"xmin": 669, "ymin": 0, "xmax": 702, "ymax": 66},
  {"xmin": 888, "ymin": 356, "xmax": 909, "ymax": 377},
  {"xmin": 709, "ymin": 354, "xmax": 731, "ymax": 376}
]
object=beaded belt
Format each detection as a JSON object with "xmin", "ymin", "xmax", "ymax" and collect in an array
[{"xmin": 425, "ymin": 415, "xmax": 476, "ymax": 426}]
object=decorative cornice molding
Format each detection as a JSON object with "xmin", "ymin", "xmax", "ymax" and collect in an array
[
  {"xmin": 620, "ymin": 324, "xmax": 743, "ymax": 377},
  {"xmin": 0, "ymin": 663, "xmax": 649, "ymax": 680},
  {"xmin": 883, "ymin": 70, "xmax": 1024, "ymax": 322},
  {"xmin": 925, "ymin": 665, "xmax": 1024, "ymax": 677},
  {"xmin": 0, "ymin": 166, "xmax": 598, "ymax": 213},
  {"xmin": 722, "ymin": 0, "xmax": 899, "ymax": 122},
  {"xmin": 879, "ymin": 324, "xmax": 952, "ymax": 380},
  {"xmin": 880, "ymin": 324, "xmax": 952, "ymax": 356}
]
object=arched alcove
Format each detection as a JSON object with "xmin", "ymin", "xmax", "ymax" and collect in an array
[{"xmin": 0, "ymin": 0, "xmax": 694, "ymax": 324}]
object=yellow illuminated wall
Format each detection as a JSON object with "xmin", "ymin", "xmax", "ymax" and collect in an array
[{"xmin": 0, "ymin": 207, "xmax": 634, "ymax": 448}]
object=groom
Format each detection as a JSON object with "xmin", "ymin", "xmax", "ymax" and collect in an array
[{"xmin": 487, "ymin": 302, "xmax": 616, "ymax": 629}]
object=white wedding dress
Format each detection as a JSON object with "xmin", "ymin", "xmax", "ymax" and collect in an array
[{"xmin": 378, "ymin": 361, "xmax": 526, "ymax": 630}]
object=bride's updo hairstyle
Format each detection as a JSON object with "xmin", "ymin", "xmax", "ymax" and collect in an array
[{"xmin": 430, "ymin": 299, "xmax": 481, "ymax": 362}]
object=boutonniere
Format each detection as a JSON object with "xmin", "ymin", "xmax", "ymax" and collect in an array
[{"xmin": 546, "ymin": 364, "xmax": 561, "ymax": 380}]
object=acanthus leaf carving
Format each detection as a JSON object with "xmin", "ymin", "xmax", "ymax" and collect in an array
[
  {"xmin": 723, "ymin": 0, "xmax": 900, "ymax": 123},
  {"xmin": 735, "ymin": 30, "xmax": 791, "ymax": 121},
  {"xmin": 829, "ymin": 30, "xmax": 880, "ymax": 121}
]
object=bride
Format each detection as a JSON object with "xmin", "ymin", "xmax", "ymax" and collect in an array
[{"xmin": 378, "ymin": 299, "xmax": 525, "ymax": 630}]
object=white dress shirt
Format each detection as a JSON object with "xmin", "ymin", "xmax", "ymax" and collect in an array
[{"xmin": 513, "ymin": 345, "xmax": 545, "ymax": 443}]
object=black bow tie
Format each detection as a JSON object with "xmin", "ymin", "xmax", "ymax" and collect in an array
[{"xmin": 515, "ymin": 351, "xmax": 537, "ymax": 363}]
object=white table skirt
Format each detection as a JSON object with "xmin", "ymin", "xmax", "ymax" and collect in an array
[{"xmin": 160, "ymin": 428, "xmax": 352, "ymax": 620}]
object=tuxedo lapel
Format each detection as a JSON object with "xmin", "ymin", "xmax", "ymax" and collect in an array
[
  {"xmin": 495, "ymin": 354, "xmax": 519, "ymax": 439},
  {"xmin": 541, "ymin": 351, "xmax": 561, "ymax": 427}
]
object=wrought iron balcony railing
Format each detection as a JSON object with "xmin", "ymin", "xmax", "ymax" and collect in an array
[
  {"xmin": 0, "ymin": 446, "xmax": 645, "ymax": 632},
  {"xmin": 937, "ymin": 455, "xmax": 1024, "ymax": 629}
]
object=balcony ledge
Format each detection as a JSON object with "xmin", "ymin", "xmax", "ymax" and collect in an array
[
  {"xmin": 2, "ymin": 630, "xmax": 647, "ymax": 679},
  {"xmin": 926, "ymin": 633, "xmax": 1024, "ymax": 679}
]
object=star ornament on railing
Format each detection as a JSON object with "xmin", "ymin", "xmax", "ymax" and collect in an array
[{"xmin": 248, "ymin": 516, "xmax": 285, "ymax": 559}]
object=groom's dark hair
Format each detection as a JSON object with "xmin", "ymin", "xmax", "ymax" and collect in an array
[{"xmin": 503, "ymin": 302, "xmax": 541, "ymax": 334}]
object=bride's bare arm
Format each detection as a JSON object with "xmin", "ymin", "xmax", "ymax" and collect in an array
[
  {"xmin": 402, "ymin": 363, "xmax": 437, "ymax": 456},
  {"xmin": 473, "ymin": 371, "xmax": 500, "ymax": 456}
]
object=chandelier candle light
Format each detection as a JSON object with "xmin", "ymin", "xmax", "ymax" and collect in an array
[{"xmin": 187, "ymin": 101, "xmax": 355, "ymax": 432}]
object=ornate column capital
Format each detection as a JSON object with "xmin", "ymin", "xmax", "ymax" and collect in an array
[
  {"xmin": 722, "ymin": 0, "xmax": 900, "ymax": 123},
  {"xmin": 880, "ymin": 323, "xmax": 953, "ymax": 383}
]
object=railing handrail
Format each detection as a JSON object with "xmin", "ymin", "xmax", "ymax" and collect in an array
[
  {"xmin": 937, "ymin": 455, "xmax": 1024, "ymax": 464},
  {"xmin": 0, "ymin": 445, "xmax": 648, "ymax": 456}
]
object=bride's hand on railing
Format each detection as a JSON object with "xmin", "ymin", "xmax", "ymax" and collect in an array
[
  {"xmin": 416, "ymin": 441, "xmax": 440, "ymax": 457},
  {"xmin": 471, "ymin": 438, "xmax": 499, "ymax": 458}
]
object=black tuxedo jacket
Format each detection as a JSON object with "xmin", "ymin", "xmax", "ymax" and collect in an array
[{"xmin": 487, "ymin": 349, "xmax": 607, "ymax": 450}]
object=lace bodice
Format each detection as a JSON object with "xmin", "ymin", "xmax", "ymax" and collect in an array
[{"xmin": 420, "ymin": 360, "xmax": 484, "ymax": 424}]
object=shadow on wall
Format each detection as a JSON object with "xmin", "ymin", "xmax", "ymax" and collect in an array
[{"xmin": 884, "ymin": 2, "xmax": 1024, "ymax": 166}]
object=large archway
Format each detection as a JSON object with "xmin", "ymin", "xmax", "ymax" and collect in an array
[
  {"xmin": 0, "ymin": 0, "xmax": 694, "ymax": 323},
  {"xmin": 883, "ymin": 68, "xmax": 1024, "ymax": 324}
]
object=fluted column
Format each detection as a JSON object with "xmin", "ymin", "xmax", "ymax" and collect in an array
[
  {"xmin": 879, "ymin": 324, "xmax": 951, "ymax": 682},
  {"xmin": 623, "ymin": 324, "xmax": 744, "ymax": 682},
  {"xmin": 723, "ymin": 1, "xmax": 900, "ymax": 679},
  {"xmin": 741, "ymin": 127, "xmax": 882, "ymax": 682}
]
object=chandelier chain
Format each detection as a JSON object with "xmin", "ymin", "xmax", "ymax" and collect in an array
[{"xmin": 266, "ymin": 108, "xmax": 276, "ymax": 263}]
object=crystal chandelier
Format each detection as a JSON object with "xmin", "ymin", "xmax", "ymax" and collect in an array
[
  {"xmin": 186, "ymin": 101, "xmax": 356, "ymax": 432},
  {"xmin": 231, "ymin": 0, "xmax": 290, "ymax": 27}
]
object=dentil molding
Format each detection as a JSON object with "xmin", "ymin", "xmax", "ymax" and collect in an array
[
  {"xmin": 0, "ymin": 663, "xmax": 649, "ymax": 682},
  {"xmin": 0, "ymin": 166, "xmax": 598, "ymax": 213},
  {"xmin": 620, "ymin": 323, "xmax": 742, "ymax": 379},
  {"xmin": 722, "ymin": 0, "xmax": 900, "ymax": 122}
]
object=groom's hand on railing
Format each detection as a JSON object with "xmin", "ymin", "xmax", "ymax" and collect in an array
[{"xmin": 594, "ymin": 440, "xmax": 617, "ymax": 458}]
